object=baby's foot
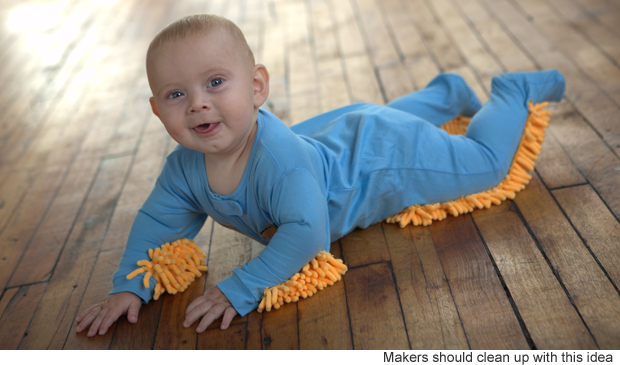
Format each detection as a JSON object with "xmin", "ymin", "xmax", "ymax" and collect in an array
[{"xmin": 494, "ymin": 69, "xmax": 566, "ymax": 104}]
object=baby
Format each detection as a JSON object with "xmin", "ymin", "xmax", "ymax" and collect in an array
[{"xmin": 76, "ymin": 14, "xmax": 565, "ymax": 336}]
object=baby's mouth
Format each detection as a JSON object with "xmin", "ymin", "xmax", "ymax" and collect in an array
[{"xmin": 193, "ymin": 122, "xmax": 220, "ymax": 135}]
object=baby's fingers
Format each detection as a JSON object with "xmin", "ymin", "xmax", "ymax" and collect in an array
[
  {"xmin": 76, "ymin": 305, "xmax": 102, "ymax": 333},
  {"xmin": 196, "ymin": 303, "xmax": 227, "ymax": 333},
  {"xmin": 97, "ymin": 308, "xmax": 124, "ymax": 336},
  {"xmin": 127, "ymin": 300, "xmax": 141, "ymax": 323},
  {"xmin": 220, "ymin": 306, "xmax": 237, "ymax": 330},
  {"xmin": 87, "ymin": 307, "xmax": 110, "ymax": 337},
  {"xmin": 184, "ymin": 299, "xmax": 214, "ymax": 328},
  {"xmin": 185, "ymin": 295, "xmax": 208, "ymax": 318},
  {"xmin": 76, "ymin": 304, "xmax": 99, "ymax": 324}
]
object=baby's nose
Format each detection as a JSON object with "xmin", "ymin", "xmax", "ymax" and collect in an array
[
  {"xmin": 188, "ymin": 96, "xmax": 211, "ymax": 113},
  {"xmin": 190, "ymin": 104, "xmax": 209, "ymax": 113}
]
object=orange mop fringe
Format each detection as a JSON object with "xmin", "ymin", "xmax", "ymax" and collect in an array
[
  {"xmin": 126, "ymin": 238, "xmax": 207, "ymax": 300},
  {"xmin": 257, "ymin": 250, "xmax": 348, "ymax": 313},
  {"xmin": 385, "ymin": 101, "xmax": 550, "ymax": 228}
]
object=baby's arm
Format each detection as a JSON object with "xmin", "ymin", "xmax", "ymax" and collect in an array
[
  {"xmin": 182, "ymin": 168, "xmax": 328, "ymax": 330},
  {"xmin": 218, "ymin": 168, "xmax": 329, "ymax": 316},
  {"xmin": 76, "ymin": 151, "xmax": 208, "ymax": 335}
]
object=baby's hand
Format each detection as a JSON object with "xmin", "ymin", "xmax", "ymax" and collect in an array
[
  {"xmin": 75, "ymin": 292, "xmax": 142, "ymax": 337},
  {"xmin": 184, "ymin": 286, "xmax": 238, "ymax": 332}
]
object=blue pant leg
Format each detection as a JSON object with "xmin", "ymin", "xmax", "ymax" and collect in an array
[
  {"xmin": 391, "ymin": 70, "xmax": 565, "ymax": 205},
  {"xmin": 386, "ymin": 73, "xmax": 482, "ymax": 126},
  {"xmin": 465, "ymin": 69, "xmax": 565, "ymax": 174}
]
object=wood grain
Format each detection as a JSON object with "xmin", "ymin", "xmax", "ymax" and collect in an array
[
  {"xmin": 516, "ymin": 174, "xmax": 620, "ymax": 349},
  {"xmin": 473, "ymin": 203, "xmax": 597, "ymax": 349},
  {"xmin": 19, "ymin": 155, "xmax": 132, "ymax": 349},
  {"xmin": 345, "ymin": 262, "xmax": 409, "ymax": 349},
  {"xmin": 429, "ymin": 216, "xmax": 529, "ymax": 349},
  {"xmin": 0, "ymin": 283, "xmax": 47, "ymax": 350},
  {"xmin": 341, "ymin": 223, "xmax": 390, "ymax": 268},
  {"xmin": 382, "ymin": 222, "xmax": 468, "ymax": 349},
  {"xmin": 553, "ymin": 185, "xmax": 620, "ymax": 295}
]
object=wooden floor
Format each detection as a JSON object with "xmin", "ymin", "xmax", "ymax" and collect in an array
[{"xmin": 0, "ymin": 0, "xmax": 619, "ymax": 350}]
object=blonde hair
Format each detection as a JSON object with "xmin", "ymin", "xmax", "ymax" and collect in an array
[{"xmin": 147, "ymin": 14, "xmax": 255, "ymax": 66}]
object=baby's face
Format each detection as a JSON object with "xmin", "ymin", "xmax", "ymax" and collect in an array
[{"xmin": 147, "ymin": 29, "xmax": 262, "ymax": 156}]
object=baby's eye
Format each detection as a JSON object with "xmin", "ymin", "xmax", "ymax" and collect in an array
[
  {"xmin": 168, "ymin": 91, "xmax": 184, "ymax": 99},
  {"xmin": 208, "ymin": 78, "xmax": 223, "ymax": 88}
]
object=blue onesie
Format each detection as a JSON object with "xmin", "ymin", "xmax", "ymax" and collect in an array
[{"xmin": 110, "ymin": 70, "xmax": 565, "ymax": 316}]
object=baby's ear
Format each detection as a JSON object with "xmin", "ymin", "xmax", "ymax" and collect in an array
[
  {"xmin": 149, "ymin": 97, "xmax": 161, "ymax": 118},
  {"xmin": 252, "ymin": 64, "xmax": 270, "ymax": 108}
]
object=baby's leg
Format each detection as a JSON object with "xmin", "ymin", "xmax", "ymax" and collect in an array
[
  {"xmin": 464, "ymin": 69, "xmax": 565, "ymax": 171},
  {"xmin": 395, "ymin": 70, "xmax": 565, "ymax": 205},
  {"xmin": 386, "ymin": 73, "xmax": 482, "ymax": 126}
]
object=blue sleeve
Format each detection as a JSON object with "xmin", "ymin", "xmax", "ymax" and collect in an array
[
  {"xmin": 109, "ymin": 155, "xmax": 208, "ymax": 303},
  {"xmin": 217, "ymin": 168, "xmax": 329, "ymax": 316}
]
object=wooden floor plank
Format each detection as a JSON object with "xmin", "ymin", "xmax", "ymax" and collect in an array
[
  {"xmin": 516, "ymin": 0, "xmax": 620, "ymax": 106},
  {"xmin": 516, "ymin": 174, "xmax": 620, "ymax": 349},
  {"xmin": 0, "ymin": 283, "xmax": 47, "ymax": 350},
  {"xmin": 8, "ymin": 157, "xmax": 99, "ymax": 287},
  {"xmin": 0, "ymin": 1, "xmax": 92, "ymax": 153},
  {"xmin": 198, "ymin": 322, "xmax": 247, "ymax": 350},
  {"xmin": 0, "ymin": 2, "xmax": 121, "ymax": 166},
  {"xmin": 0, "ymin": 288, "xmax": 20, "ymax": 323},
  {"xmin": 572, "ymin": 0, "xmax": 620, "ymax": 38},
  {"xmin": 344, "ymin": 54, "xmax": 384, "ymax": 104},
  {"xmin": 0, "ymin": 169, "xmax": 32, "ymax": 234},
  {"xmin": 99, "ymin": 117, "xmax": 172, "ymax": 252},
  {"xmin": 260, "ymin": 1, "xmax": 289, "ymax": 124},
  {"xmin": 245, "ymin": 310, "xmax": 263, "ymax": 349},
  {"xmin": 353, "ymin": 0, "xmax": 401, "ymax": 68},
  {"xmin": 534, "ymin": 129, "xmax": 586, "ymax": 189},
  {"xmin": 345, "ymin": 262, "xmax": 409, "ymax": 349},
  {"xmin": 378, "ymin": 63, "xmax": 416, "ymax": 103},
  {"xmin": 340, "ymin": 223, "xmax": 390, "ymax": 268},
  {"xmin": 429, "ymin": 0, "xmax": 503, "ymax": 84},
  {"xmin": 406, "ymin": 56, "xmax": 441, "ymax": 91},
  {"xmin": 331, "ymin": 0, "xmax": 366, "ymax": 57},
  {"xmin": 3, "ymin": 0, "xmax": 155, "ymax": 289},
  {"xmin": 0, "ymin": 164, "xmax": 66, "ymax": 294},
  {"xmin": 153, "ymin": 281, "xmax": 204, "ymax": 350},
  {"xmin": 382, "ymin": 223, "xmax": 468, "ymax": 349},
  {"xmin": 473, "ymin": 203, "xmax": 597, "ymax": 349},
  {"xmin": 260, "ymin": 298, "xmax": 299, "ymax": 349},
  {"xmin": 456, "ymin": 0, "xmax": 537, "ymax": 73},
  {"xmin": 552, "ymin": 185, "xmax": 620, "ymax": 291},
  {"xmin": 404, "ymin": 0, "xmax": 465, "ymax": 72},
  {"xmin": 18, "ymin": 155, "xmax": 132, "ymax": 349},
  {"xmin": 284, "ymin": 1, "xmax": 320, "ymax": 124},
  {"xmin": 380, "ymin": 0, "xmax": 428, "ymax": 62},
  {"xmin": 429, "ymin": 216, "xmax": 529, "ymax": 349},
  {"xmin": 310, "ymin": 0, "xmax": 340, "ymax": 61},
  {"xmin": 546, "ymin": 103, "xmax": 620, "ymax": 220},
  {"xmin": 548, "ymin": 0, "xmax": 620, "ymax": 66}
]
